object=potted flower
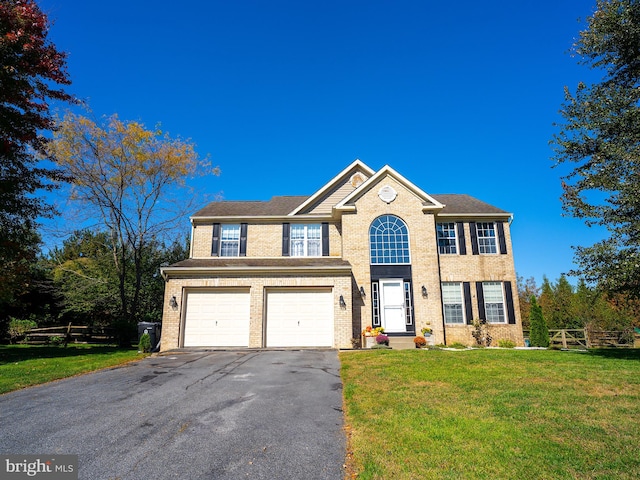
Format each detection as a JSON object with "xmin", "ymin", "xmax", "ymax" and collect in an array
[
  {"xmin": 421, "ymin": 326, "xmax": 432, "ymax": 337},
  {"xmin": 413, "ymin": 336, "xmax": 427, "ymax": 348},
  {"xmin": 362, "ymin": 326, "xmax": 385, "ymax": 348}
]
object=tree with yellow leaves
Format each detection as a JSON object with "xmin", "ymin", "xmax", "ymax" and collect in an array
[{"xmin": 48, "ymin": 111, "xmax": 218, "ymax": 343}]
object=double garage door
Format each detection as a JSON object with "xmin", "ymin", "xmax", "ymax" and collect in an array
[{"xmin": 182, "ymin": 288, "xmax": 334, "ymax": 348}]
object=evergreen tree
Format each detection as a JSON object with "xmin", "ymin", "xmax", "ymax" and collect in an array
[
  {"xmin": 551, "ymin": 0, "xmax": 640, "ymax": 296},
  {"xmin": 529, "ymin": 295, "xmax": 549, "ymax": 347}
]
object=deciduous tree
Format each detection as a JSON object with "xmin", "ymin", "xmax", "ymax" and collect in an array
[
  {"xmin": 552, "ymin": 0, "xmax": 640, "ymax": 296},
  {"xmin": 0, "ymin": 0, "xmax": 72, "ymax": 324},
  {"xmin": 48, "ymin": 112, "xmax": 216, "ymax": 341},
  {"xmin": 517, "ymin": 275, "xmax": 539, "ymax": 329}
]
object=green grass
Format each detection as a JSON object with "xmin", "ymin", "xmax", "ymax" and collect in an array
[
  {"xmin": 0, "ymin": 344, "xmax": 144, "ymax": 394},
  {"xmin": 340, "ymin": 349, "xmax": 640, "ymax": 479}
]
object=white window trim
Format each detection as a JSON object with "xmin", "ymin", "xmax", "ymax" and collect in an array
[
  {"xmin": 483, "ymin": 281, "xmax": 506, "ymax": 324},
  {"xmin": 442, "ymin": 282, "xmax": 465, "ymax": 324},
  {"xmin": 219, "ymin": 224, "xmax": 241, "ymax": 257},
  {"xmin": 369, "ymin": 215, "xmax": 411, "ymax": 265},
  {"xmin": 290, "ymin": 224, "xmax": 322, "ymax": 257},
  {"xmin": 477, "ymin": 222, "xmax": 498, "ymax": 255},
  {"xmin": 437, "ymin": 222, "xmax": 458, "ymax": 255}
]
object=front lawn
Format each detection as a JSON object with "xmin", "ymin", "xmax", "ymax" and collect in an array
[
  {"xmin": 340, "ymin": 348, "xmax": 640, "ymax": 479},
  {"xmin": 0, "ymin": 344, "xmax": 144, "ymax": 394}
]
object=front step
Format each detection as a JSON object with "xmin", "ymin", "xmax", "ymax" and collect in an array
[{"xmin": 388, "ymin": 336, "xmax": 417, "ymax": 350}]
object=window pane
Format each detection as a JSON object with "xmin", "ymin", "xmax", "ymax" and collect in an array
[
  {"xmin": 444, "ymin": 304, "xmax": 464, "ymax": 324},
  {"xmin": 486, "ymin": 303, "xmax": 505, "ymax": 323},
  {"xmin": 220, "ymin": 224, "xmax": 240, "ymax": 240},
  {"xmin": 477, "ymin": 222, "xmax": 497, "ymax": 254},
  {"xmin": 290, "ymin": 224, "xmax": 321, "ymax": 256},
  {"xmin": 483, "ymin": 282, "xmax": 505, "ymax": 323},
  {"xmin": 442, "ymin": 282, "xmax": 462, "ymax": 302},
  {"xmin": 482, "ymin": 282, "xmax": 503, "ymax": 302},
  {"xmin": 307, "ymin": 240, "xmax": 321, "ymax": 256},
  {"xmin": 369, "ymin": 215, "xmax": 410, "ymax": 264},
  {"xmin": 442, "ymin": 282, "xmax": 464, "ymax": 324},
  {"xmin": 220, "ymin": 225, "xmax": 240, "ymax": 257},
  {"xmin": 437, "ymin": 223, "xmax": 457, "ymax": 254}
]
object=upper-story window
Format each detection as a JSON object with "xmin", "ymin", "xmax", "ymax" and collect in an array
[
  {"xmin": 476, "ymin": 222, "xmax": 497, "ymax": 254},
  {"xmin": 291, "ymin": 224, "xmax": 321, "ymax": 256},
  {"xmin": 220, "ymin": 224, "xmax": 241, "ymax": 256},
  {"xmin": 369, "ymin": 215, "xmax": 410, "ymax": 264},
  {"xmin": 437, "ymin": 223, "xmax": 457, "ymax": 254},
  {"xmin": 212, "ymin": 223, "xmax": 247, "ymax": 257}
]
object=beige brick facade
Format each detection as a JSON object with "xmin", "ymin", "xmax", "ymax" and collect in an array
[
  {"xmin": 161, "ymin": 273, "xmax": 353, "ymax": 350},
  {"xmin": 160, "ymin": 160, "xmax": 523, "ymax": 351}
]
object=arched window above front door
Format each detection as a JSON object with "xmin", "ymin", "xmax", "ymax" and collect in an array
[{"xmin": 369, "ymin": 215, "xmax": 410, "ymax": 264}]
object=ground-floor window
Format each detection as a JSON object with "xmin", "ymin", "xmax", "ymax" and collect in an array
[
  {"xmin": 442, "ymin": 282, "xmax": 465, "ymax": 324},
  {"xmin": 482, "ymin": 282, "xmax": 506, "ymax": 323},
  {"xmin": 404, "ymin": 281, "xmax": 413, "ymax": 326}
]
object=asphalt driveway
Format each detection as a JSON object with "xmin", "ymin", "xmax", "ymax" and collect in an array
[{"xmin": 0, "ymin": 350, "xmax": 346, "ymax": 479}]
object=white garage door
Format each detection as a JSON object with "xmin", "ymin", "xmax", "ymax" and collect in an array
[
  {"xmin": 266, "ymin": 289, "xmax": 334, "ymax": 347},
  {"xmin": 183, "ymin": 289, "xmax": 250, "ymax": 347}
]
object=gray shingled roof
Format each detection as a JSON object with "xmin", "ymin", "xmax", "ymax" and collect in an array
[
  {"xmin": 193, "ymin": 193, "xmax": 508, "ymax": 217},
  {"xmin": 432, "ymin": 194, "xmax": 509, "ymax": 215},
  {"xmin": 193, "ymin": 196, "xmax": 309, "ymax": 217}
]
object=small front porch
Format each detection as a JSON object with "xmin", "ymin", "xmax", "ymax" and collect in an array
[{"xmin": 362, "ymin": 333, "xmax": 436, "ymax": 350}]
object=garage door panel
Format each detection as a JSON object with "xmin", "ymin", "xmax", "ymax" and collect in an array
[
  {"xmin": 266, "ymin": 289, "xmax": 334, "ymax": 347},
  {"xmin": 183, "ymin": 290, "xmax": 250, "ymax": 347}
]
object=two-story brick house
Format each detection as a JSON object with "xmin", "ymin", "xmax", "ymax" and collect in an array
[{"xmin": 159, "ymin": 160, "xmax": 523, "ymax": 351}]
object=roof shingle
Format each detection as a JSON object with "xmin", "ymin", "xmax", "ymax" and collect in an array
[
  {"xmin": 193, "ymin": 193, "xmax": 508, "ymax": 217},
  {"xmin": 193, "ymin": 196, "xmax": 308, "ymax": 217}
]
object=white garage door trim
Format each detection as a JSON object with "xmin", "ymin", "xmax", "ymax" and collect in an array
[
  {"xmin": 266, "ymin": 288, "xmax": 334, "ymax": 347},
  {"xmin": 182, "ymin": 289, "xmax": 250, "ymax": 347}
]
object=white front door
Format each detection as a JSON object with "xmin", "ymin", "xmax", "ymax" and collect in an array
[{"xmin": 379, "ymin": 279, "xmax": 406, "ymax": 333}]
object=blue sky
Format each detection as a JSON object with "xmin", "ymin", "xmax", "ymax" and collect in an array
[{"xmin": 39, "ymin": 0, "xmax": 605, "ymax": 286}]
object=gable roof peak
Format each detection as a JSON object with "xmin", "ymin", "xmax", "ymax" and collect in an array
[
  {"xmin": 334, "ymin": 163, "xmax": 445, "ymax": 212},
  {"xmin": 287, "ymin": 159, "xmax": 376, "ymax": 215}
]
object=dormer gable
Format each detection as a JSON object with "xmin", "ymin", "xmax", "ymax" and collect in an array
[
  {"xmin": 334, "ymin": 164, "xmax": 445, "ymax": 214},
  {"xmin": 288, "ymin": 159, "xmax": 375, "ymax": 216}
]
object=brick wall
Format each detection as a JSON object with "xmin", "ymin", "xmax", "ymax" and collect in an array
[
  {"xmin": 168, "ymin": 170, "xmax": 524, "ymax": 349},
  {"xmin": 190, "ymin": 222, "xmax": 342, "ymax": 258},
  {"xmin": 160, "ymin": 273, "xmax": 353, "ymax": 351},
  {"xmin": 342, "ymin": 175, "xmax": 444, "ymax": 342}
]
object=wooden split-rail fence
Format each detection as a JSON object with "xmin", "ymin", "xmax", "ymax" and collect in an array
[
  {"xmin": 541, "ymin": 329, "xmax": 636, "ymax": 349},
  {"xmin": 24, "ymin": 323, "xmax": 116, "ymax": 346}
]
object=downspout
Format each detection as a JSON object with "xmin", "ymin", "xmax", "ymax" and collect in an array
[{"xmin": 434, "ymin": 222, "xmax": 447, "ymax": 346}]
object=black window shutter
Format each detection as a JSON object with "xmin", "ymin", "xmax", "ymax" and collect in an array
[
  {"xmin": 470, "ymin": 222, "xmax": 479, "ymax": 255},
  {"xmin": 282, "ymin": 223, "xmax": 290, "ymax": 256},
  {"xmin": 463, "ymin": 282, "xmax": 473, "ymax": 324},
  {"xmin": 476, "ymin": 282, "xmax": 486, "ymax": 322},
  {"xmin": 504, "ymin": 281, "xmax": 516, "ymax": 324},
  {"xmin": 321, "ymin": 222, "xmax": 329, "ymax": 256},
  {"xmin": 457, "ymin": 222, "xmax": 467, "ymax": 255},
  {"xmin": 497, "ymin": 222, "xmax": 507, "ymax": 254},
  {"xmin": 239, "ymin": 223, "xmax": 248, "ymax": 256},
  {"xmin": 211, "ymin": 223, "xmax": 220, "ymax": 256}
]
